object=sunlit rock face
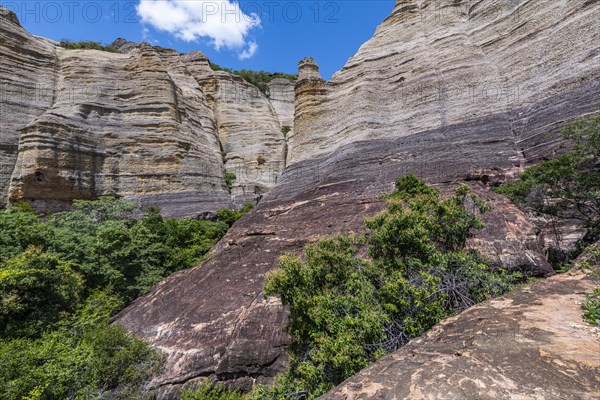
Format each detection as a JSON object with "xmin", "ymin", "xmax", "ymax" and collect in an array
[
  {"xmin": 181, "ymin": 51, "xmax": 290, "ymax": 205},
  {"xmin": 0, "ymin": 7, "xmax": 58, "ymax": 206},
  {"xmin": 0, "ymin": 7, "xmax": 294, "ymax": 216},
  {"xmin": 288, "ymin": 0, "xmax": 600, "ymax": 175},
  {"xmin": 114, "ymin": 0, "xmax": 599, "ymax": 396},
  {"xmin": 321, "ymin": 272, "xmax": 600, "ymax": 400}
]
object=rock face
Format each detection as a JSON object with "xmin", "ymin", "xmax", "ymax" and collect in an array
[
  {"xmin": 0, "ymin": 7, "xmax": 57, "ymax": 206},
  {"xmin": 321, "ymin": 272, "xmax": 600, "ymax": 400},
  {"xmin": 452, "ymin": 183, "xmax": 554, "ymax": 276},
  {"xmin": 0, "ymin": 7, "xmax": 294, "ymax": 216},
  {"xmin": 289, "ymin": 0, "xmax": 600, "ymax": 169},
  {"xmin": 182, "ymin": 52, "xmax": 289, "ymax": 203}
]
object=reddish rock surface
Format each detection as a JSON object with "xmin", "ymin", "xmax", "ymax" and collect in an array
[{"xmin": 321, "ymin": 272, "xmax": 600, "ymax": 400}]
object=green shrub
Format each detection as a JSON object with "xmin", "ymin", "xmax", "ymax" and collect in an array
[
  {"xmin": 216, "ymin": 203, "xmax": 254, "ymax": 228},
  {"xmin": 582, "ymin": 287, "xmax": 600, "ymax": 326},
  {"xmin": 210, "ymin": 63, "xmax": 297, "ymax": 95},
  {"xmin": 180, "ymin": 381, "xmax": 243, "ymax": 400},
  {"xmin": 59, "ymin": 39, "xmax": 119, "ymax": 53},
  {"xmin": 225, "ymin": 172, "xmax": 236, "ymax": 190},
  {"xmin": 0, "ymin": 248, "xmax": 84, "ymax": 338},
  {"xmin": 281, "ymin": 125, "xmax": 291, "ymax": 137},
  {"xmin": 261, "ymin": 175, "xmax": 523, "ymax": 398},
  {"xmin": 0, "ymin": 291, "xmax": 162, "ymax": 399},
  {"xmin": 0, "ymin": 197, "xmax": 255, "ymax": 398},
  {"xmin": 0, "ymin": 202, "xmax": 53, "ymax": 263},
  {"xmin": 0, "ymin": 197, "xmax": 250, "ymax": 307}
]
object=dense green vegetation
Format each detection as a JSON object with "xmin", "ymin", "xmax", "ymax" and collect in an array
[
  {"xmin": 496, "ymin": 115, "xmax": 600, "ymax": 267},
  {"xmin": 225, "ymin": 172, "xmax": 237, "ymax": 191},
  {"xmin": 575, "ymin": 245, "xmax": 600, "ymax": 326},
  {"xmin": 59, "ymin": 39, "xmax": 119, "ymax": 53},
  {"xmin": 246, "ymin": 175, "xmax": 524, "ymax": 399},
  {"xmin": 0, "ymin": 198, "xmax": 252, "ymax": 399},
  {"xmin": 0, "ymin": 198, "xmax": 250, "ymax": 306},
  {"xmin": 210, "ymin": 63, "xmax": 297, "ymax": 95},
  {"xmin": 180, "ymin": 381, "xmax": 243, "ymax": 400},
  {"xmin": 0, "ymin": 290, "xmax": 162, "ymax": 399}
]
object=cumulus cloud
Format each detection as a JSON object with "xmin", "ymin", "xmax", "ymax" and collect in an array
[
  {"xmin": 238, "ymin": 41, "xmax": 258, "ymax": 60},
  {"xmin": 137, "ymin": 0, "xmax": 260, "ymax": 58}
]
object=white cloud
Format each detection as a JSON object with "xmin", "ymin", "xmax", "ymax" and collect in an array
[
  {"xmin": 238, "ymin": 41, "xmax": 258, "ymax": 60},
  {"xmin": 137, "ymin": 0, "xmax": 261, "ymax": 59}
]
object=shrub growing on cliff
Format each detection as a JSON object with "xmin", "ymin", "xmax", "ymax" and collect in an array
[
  {"xmin": 225, "ymin": 172, "xmax": 236, "ymax": 191},
  {"xmin": 259, "ymin": 175, "xmax": 523, "ymax": 398},
  {"xmin": 210, "ymin": 62, "xmax": 297, "ymax": 95},
  {"xmin": 497, "ymin": 115, "xmax": 600, "ymax": 264},
  {"xmin": 59, "ymin": 39, "xmax": 119, "ymax": 52}
]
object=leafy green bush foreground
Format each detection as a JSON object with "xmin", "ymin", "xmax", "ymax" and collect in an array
[
  {"xmin": 0, "ymin": 198, "xmax": 252, "ymax": 399},
  {"xmin": 247, "ymin": 175, "xmax": 525, "ymax": 399}
]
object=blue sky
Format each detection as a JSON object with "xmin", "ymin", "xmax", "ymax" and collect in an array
[{"xmin": 3, "ymin": 1, "xmax": 394, "ymax": 79}]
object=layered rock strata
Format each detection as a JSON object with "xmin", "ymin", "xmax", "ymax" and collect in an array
[
  {"xmin": 0, "ymin": 7, "xmax": 294, "ymax": 215},
  {"xmin": 0, "ymin": 7, "xmax": 58, "ymax": 205},
  {"xmin": 182, "ymin": 52, "xmax": 288, "ymax": 204},
  {"xmin": 2, "ymin": 0, "xmax": 600, "ymax": 397}
]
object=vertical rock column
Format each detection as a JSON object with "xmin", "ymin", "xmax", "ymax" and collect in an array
[
  {"xmin": 183, "ymin": 51, "xmax": 287, "ymax": 205},
  {"xmin": 289, "ymin": 58, "xmax": 329, "ymax": 163}
]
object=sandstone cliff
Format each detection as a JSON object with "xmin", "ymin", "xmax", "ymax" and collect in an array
[
  {"xmin": 114, "ymin": 0, "xmax": 600, "ymax": 396},
  {"xmin": 0, "ymin": 7, "xmax": 294, "ymax": 216}
]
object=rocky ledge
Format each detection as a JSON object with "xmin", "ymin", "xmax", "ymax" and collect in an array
[{"xmin": 321, "ymin": 271, "xmax": 600, "ymax": 400}]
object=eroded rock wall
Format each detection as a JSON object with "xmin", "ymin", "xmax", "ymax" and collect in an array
[
  {"xmin": 289, "ymin": 0, "xmax": 600, "ymax": 170},
  {"xmin": 3, "ymin": 0, "xmax": 599, "ymax": 396},
  {"xmin": 0, "ymin": 7, "xmax": 58, "ymax": 205},
  {"xmin": 182, "ymin": 52, "xmax": 289, "ymax": 204},
  {"xmin": 0, "ymin": 7, "xmax": 294, "ymax": 216}
]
